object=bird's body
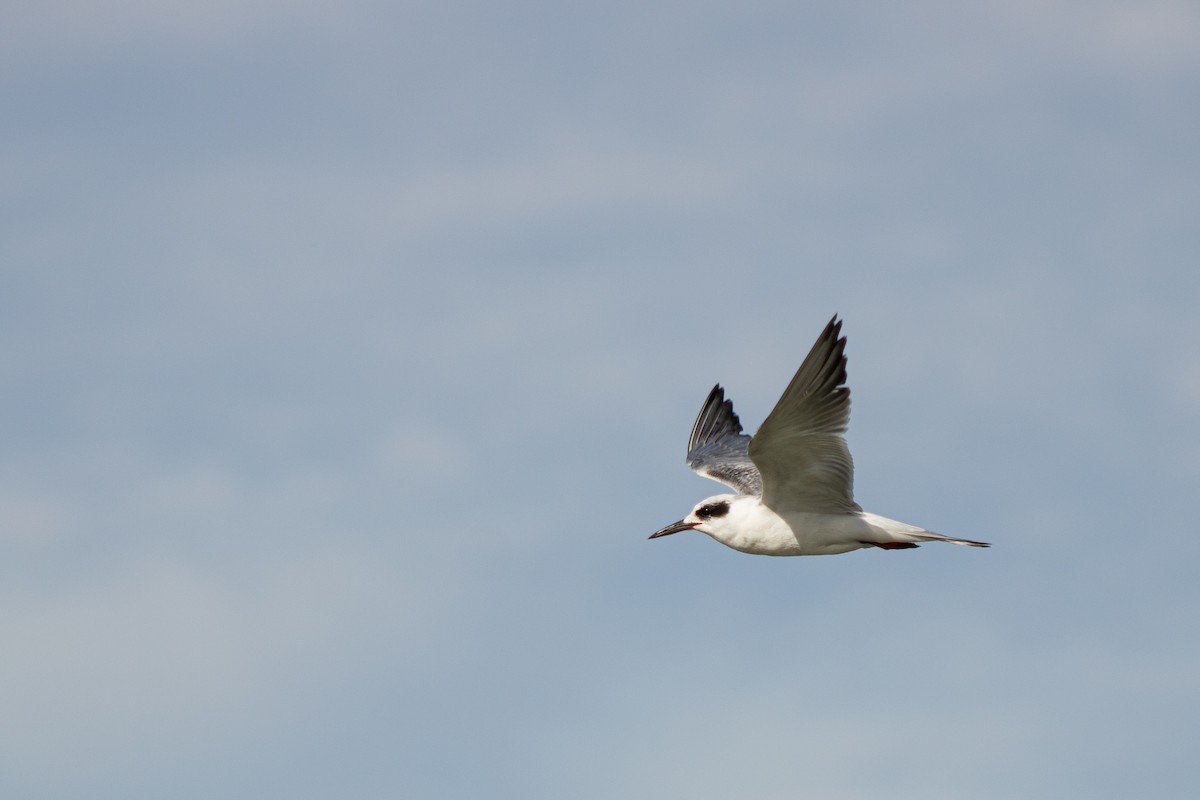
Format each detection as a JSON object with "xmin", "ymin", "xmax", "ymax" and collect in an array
[
  {"xmin": 650, "ymin": 316, "xmax": 989, "ymax": 556},
  {"xmin": 683, "ymin": 496, "xmax": 956, "ymax": 556}
]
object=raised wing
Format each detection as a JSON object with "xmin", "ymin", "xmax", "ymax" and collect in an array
[
  {"xmin": 747, "ymin": 315, "xmax": 862, "ymax": 514},
  {"xmin": 685, "ymin": 385, "xmax": 763, "ymax": 496}
]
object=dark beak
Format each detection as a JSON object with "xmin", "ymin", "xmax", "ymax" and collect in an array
[{"xmin": 649, "ymin": 519, "xmax": 698, "ymax": 539}]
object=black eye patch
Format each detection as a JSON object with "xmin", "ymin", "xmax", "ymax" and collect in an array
[{"xmin": 696, "ymin": 502, "xmax": 730, "ymax": 519}]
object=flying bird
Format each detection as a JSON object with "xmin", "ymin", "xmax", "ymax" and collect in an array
[{"xmin": 650, "ymin": 316, "xmax": 989, "ymax": 555}]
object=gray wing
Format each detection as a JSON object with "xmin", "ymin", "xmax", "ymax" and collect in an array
[
  {"xmin": 747, "ymin": 315, "xmax": 862, "ymax": 514},
  {"xmin": 685, "ymin": 385, "xmax": 763, "ymax": 496}
]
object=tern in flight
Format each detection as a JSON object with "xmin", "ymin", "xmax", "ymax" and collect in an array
[{"xmin": 650, "ymin": 316, "xmax": 989, "ymax": 555}]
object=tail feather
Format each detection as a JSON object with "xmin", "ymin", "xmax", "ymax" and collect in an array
[
  {"xmin": 910, "ymin": 531, "xmax": 991, "ymax": 548},
  {"xmin": 859, "ymin": 512, "xmax": 991, "ymax": 549}
]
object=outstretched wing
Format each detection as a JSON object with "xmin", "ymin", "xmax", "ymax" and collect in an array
[
  {"xmin": 685, "ymin": 385, "xmax": 763, "ymax": 496},
  {"xmin": 747, "ymin": 315, "xmax": 861, "ymax": 514}
]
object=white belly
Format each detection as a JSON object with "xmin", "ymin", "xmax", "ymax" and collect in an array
[
  {"xmin": 715, "ymin": 504, "xmax": 879, "ymax": 556},
  {"xmin": 693, "ymin": 496, "xmax": 936, "ymax": 556}
]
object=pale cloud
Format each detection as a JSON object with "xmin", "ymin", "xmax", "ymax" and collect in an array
[
  {"xmin": 2, "ymin": 0, "xmax": 349, "ymax": 70},
  {"xmin": 998, "ymin": 0, "xmax": 1200, "ymax": 72},
  {"xmin": 388, "ymin": 141, "xmax": 745, "ymax": 241},
  {"xmin": 0, "ymin": 495, "xmax": 67, "ymax": 544},
  {"xmin": 0, "ymin": 544, "xmax": 451, "ymax": 789}
]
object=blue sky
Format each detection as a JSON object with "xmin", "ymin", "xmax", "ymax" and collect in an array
[{"xmin": 3, "ymin": 1, "xmax": 1199, "ymax": 798}]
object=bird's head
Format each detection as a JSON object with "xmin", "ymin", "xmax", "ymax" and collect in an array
[{"xmin": 649, "ymin": 494, "xmax": 741, "ymax": 542}]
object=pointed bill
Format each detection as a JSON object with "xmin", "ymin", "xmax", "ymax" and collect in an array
[{"xmin": 648, "ymin": 519, "xmax": 698, "ymax": 539}]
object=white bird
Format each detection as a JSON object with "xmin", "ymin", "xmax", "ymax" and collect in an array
[{"xmin": 650, "ymin": 315, "xmax": 989, "ymax": 555}]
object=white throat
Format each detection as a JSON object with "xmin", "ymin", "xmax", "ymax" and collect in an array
[{"xmin": 691, "ymin": 495, "xmax": 798, "ymax": 555}]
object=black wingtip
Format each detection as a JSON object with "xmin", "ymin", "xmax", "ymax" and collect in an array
[
  {"xmin": 825, "ymin": 313, "xmax": 844, "ymax": 339},
  {"xmin": 688, "ymin": 383, "xmax": 747, "ymax": 454}
]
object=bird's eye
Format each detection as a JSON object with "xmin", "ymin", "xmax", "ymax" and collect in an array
[
  {"xmin": 695, "ymin": 502, "xmax": 729, "ymax": 520},
  {"xmin": 696, "ymin": 505, "xmax": 712, "ymax": 519}
]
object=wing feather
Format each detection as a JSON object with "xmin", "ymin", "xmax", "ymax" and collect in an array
[
  {"xmin": 747, "ymin": 315, "xmax": 861, "ymax": 514},
  {"xmin": 685, "ymin": 385, "xmax": 763, "ymax": 496}
]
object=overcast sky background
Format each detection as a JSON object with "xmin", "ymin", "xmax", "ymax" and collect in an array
[{"xmin": 3, "ymin": 1, "xmax": 1199, "ymax": 798}]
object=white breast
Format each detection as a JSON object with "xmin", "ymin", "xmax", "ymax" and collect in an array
[{"xmin": 702, "ymin": 498, "xmax": 870, "ymax": 556}]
